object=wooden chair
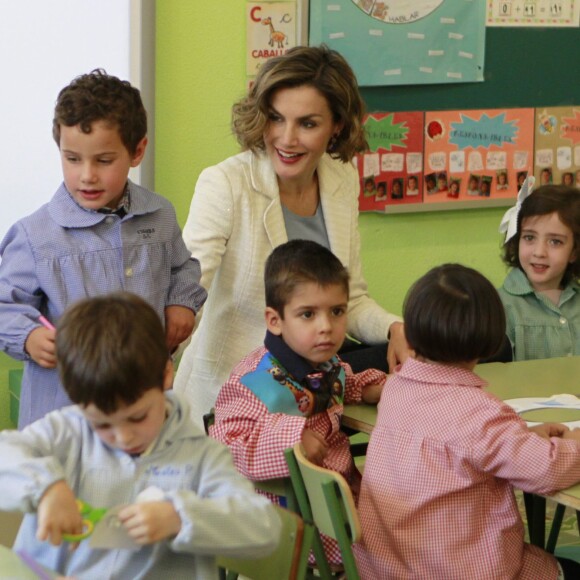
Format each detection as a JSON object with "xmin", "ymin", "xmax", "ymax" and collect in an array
[
  {"xmin": 217, "ymin": 504, "xmax": 313, "ymax": 580},
  {"xmin": 286, "ymin": 443, "xmax": 362, "ymax": 580}
]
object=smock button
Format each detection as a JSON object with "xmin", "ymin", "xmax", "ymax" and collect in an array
[
  {"xmin": 125, "ymin": 267, "xmax": 133, "ymax": 277},
  {"xmin": 559, "ymin": 317, "xmax": 567, "ymax": 325},
  {"xmin": 106, "ymin": 216, "xmax": 115, "ymax": 224}
]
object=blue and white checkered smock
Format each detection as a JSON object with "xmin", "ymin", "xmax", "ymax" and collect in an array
[{"xmin": 0, "ymin": 181, "xmax": 207, "ymax": 427}]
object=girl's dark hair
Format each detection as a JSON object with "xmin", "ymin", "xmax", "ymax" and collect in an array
[
  {"xmin": 404, "ymin": 264, "xmax": 506, "ymax": 364},
  {"xmin": 502, "ymin": 185, "xmax": 580, "ymax": 284},
  {"xmin": 56, "ymin": 293, "xmax": 169, "ymax": 413},
  {"xmin": 265, "ymin": 240, "xmax": 350, "ymax": 317},
  {"xmin": 53, "ymin": 69, "xmax": 147, "ymax": 156},
  {"xmin": 232, "ymin": 45, "xmax": 367, "ymax": 162}
]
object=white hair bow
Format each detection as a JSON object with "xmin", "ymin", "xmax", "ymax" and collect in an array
[{"xmin": 498, "ymin": 175, "xmax": 535, "ymax": 243}]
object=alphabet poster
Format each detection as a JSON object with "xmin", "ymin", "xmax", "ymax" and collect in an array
[
  {"xmin": 356, "ymin": 112, "xmax": 425, "ymax": 210},
  {"xmin": 423, "ymin": 108, "xmax": 535, "ymax": 205},
  {"xmin": 246, "ymin": 2, "xmax": 297, "ymax": 75},
  {"xmin": 309, "ymin": 0, "xmax": 486, "ymax": 86},
  {"xmin": 534, "ymin": 106, "xmax": 580, "ymax": 187}
]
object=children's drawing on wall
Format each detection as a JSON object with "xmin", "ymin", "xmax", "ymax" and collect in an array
[
  {"xmin": 423, "ymin": 108, "xmax": 535, "ymax": 206},
  {"xmin": 309, "ymin": 0, "xmax": 486, "ymax": 86},
  {"xmin": 246, "ymin": 2, "xmax": 297, "ymax": 76},
  {"xmin": 534, "ymin": 107, "xmax": 580, "ymax": 187},
  {"xmin": 356, "ymin": 111, "xmax": 424, "ymax": 211}
]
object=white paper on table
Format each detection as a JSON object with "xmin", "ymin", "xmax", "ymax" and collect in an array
[{"xmin": 504, "ymin": 394, "xmax": 580, "ymax": 428}]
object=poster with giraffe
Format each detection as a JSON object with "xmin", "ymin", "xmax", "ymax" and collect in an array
[{"xmin": 247, "ymin": 2, "xmax": 298, "ymax": 76}]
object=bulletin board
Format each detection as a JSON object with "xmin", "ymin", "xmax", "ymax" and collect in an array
[{"xmin": 357, "ymin": 26, "xmax": 579, "ymax": 213}]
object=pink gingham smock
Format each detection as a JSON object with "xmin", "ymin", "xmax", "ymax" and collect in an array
[{"xmin": 354, "ymin": 357, "xmax": 580, "ymax": 580}]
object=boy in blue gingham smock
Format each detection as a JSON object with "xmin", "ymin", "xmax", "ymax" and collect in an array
[{"xmin": 0, "ymin": 70, "xmax": 207, "ymax": 428}]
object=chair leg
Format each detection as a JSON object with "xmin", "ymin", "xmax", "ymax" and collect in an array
[
  {"xmin": 322, "ymin": 482, "xmax": 361, "ymax": 580},
  {"xmin": 546, "ymin": 503, "xmax": 566, "ymax": 554},
  {"xmin": 284, "ymin": 448, "xmax": 335, "ymax": 579},
  {"xmin": 524, "ymin": 493, "xmax": 546, "ymax": 548}
]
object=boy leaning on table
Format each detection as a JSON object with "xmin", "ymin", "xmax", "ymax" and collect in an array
[
  {"xmin": 353, "ymin": 264, "xmax": 580, "ymax": 580},
  {"xmin": 0, "ymin": 293, "xmax": 280, "ymax": 580}
]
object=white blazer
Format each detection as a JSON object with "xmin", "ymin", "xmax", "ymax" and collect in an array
[{"xmin": 174, "ymin": 150, "xmax": 400, "ymax": 427}]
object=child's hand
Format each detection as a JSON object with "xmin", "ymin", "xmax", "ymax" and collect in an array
[
  {"xmin": 164, "ymin": 305, "xmax": 195, "ymax": 351},
  {"xmin": 25, "ymin": 326, "xmax": 57, "ymax": 368},
  {"xmin": 37, "ymin": 480, "xmax": 83, "ymax": 546},
  {"xmin": 362, "ymin": 377, "xmax": 389, "ymax": 404},
  {"xmin": 301, "ymin": 429, "xmax": 329, "ymax": 466},
  {"xmin": 562, "ymin": 428, "xmax": 580, "ymax": 442},
  {"xmin": 118, "ymin": 501, "xmax": 181, "ymax": 544},
  {"xmin": 529, "ymin": 422, "xmax": 570, "ymax": 439}
]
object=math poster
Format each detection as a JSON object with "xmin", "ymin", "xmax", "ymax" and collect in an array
[
  {"xmin": 487, "ymin": 0, "xmax": 580, "ymax": 27},
  {"xmin": 423, "ymin": 108, "xmax": 535, "ymax": 205},
  {"xmin": 356, "ymin": 112, "xmax": 424, "ymax": 211},
  {"xmin": 534, "ymin": 107, "xmax": 580, "ymax": 187},
  {"xmin": 309, "ymin": 0, "xmax": 486, "ymax": 86}
]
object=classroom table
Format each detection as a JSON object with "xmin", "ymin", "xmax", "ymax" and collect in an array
[{"xmin": 343, "ymin": 356, "xmax": 580, "ymax": 549}]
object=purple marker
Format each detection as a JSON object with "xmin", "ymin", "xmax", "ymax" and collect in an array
[
  {"xmin": 38, "ymin": 315, "xmax": 56, "ymax": 331},
  {"xmin": 16, "ymin": 549, "xmax": 55, "ymax": 580}
]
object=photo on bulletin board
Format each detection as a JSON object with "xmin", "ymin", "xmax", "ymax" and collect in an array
[
  {"xmin": 356, "ymin": 112, "xmax": 424, "ymax": 212},
  {"xmin": 534, "ymin": 106, "xmax": 580, "ymax": 188},
  {"xmin": 423, "ymin": 108, "xmax": 535, "ymax": 206}
]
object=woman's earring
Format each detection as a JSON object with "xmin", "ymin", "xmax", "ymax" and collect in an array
[{"xmin": 327, "ymin": 134, "xmax": 338, "ymax": 152}]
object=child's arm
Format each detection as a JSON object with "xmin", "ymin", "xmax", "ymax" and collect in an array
[
  {"xmin": 36, "ymin": 480, "xmax": 83, "ymax": 546},
  {"xmin": 164, "ymin": 305, "xmax": 195, "ymax": 351},
  {"xmin": 341, "ymin": 361, "xmax": 388, "ymax": 405},
  {"xmin": 118, "ymin": 501, "xmax": 181, "ymax": 545},
  {"xmin": 210, "ymin": 371, "xmax": 306, "ymax": 481},
  {"xmin": 25, "ymin": 326, "xmax": 57, "ymax": 368},
  {"xmin": 529, "ymin": 422, "xmax": 569, "ymax": 440},
  {"xmin": 0, "ymin": 223, "xmax": 51, "ymax": 361},
  {"xmin": 301, "ymin": 428, "xmax": 329, "ymax": 465},
  {"xmin": 165, "ymin": 207, "xmax": 208, "ymax": 323},
  {"xmin": 123, "ymin": 440, "xmax": 281, "ymax": 558}
]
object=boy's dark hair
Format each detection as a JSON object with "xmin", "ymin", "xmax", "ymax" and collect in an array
[
  {"xmin": 404, "ymin": 264, "xmax": 506, "ymax": 364},
  {"xmin": 53, "ymin": 69, "xmax": 147, "ymax": 156},
  {"xmin": 56, "ymin": 292, "xmax": 169, "ymax": 413},
  {"xmin": 502, "ymin": 185, "xmax": 580, "ymax": 284},
  {"xmin": 265, "ymin": 240, "xmax": 350, "ymax": 317}
]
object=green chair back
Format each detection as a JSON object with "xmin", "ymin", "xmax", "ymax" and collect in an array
[
  {"xmin": 217, "ymin": 504, "xmax": 313, "ymax": 580},
  {"xmin": 291, "ymin": 443, "xmax": 361, "ymax": 580}
]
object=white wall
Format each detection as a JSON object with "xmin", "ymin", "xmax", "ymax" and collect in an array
[{"xmin": 0, "ymin": 0, "xmax": 154, "ymax": 242}]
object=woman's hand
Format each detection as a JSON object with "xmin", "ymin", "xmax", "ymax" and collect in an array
[
  {"xmin": 25, "ymin": 326, "xmax": 57, "ymax": 368},
  {"xmin": 386, "ymin": 322, "xmax": 413, "ymax": 371}
]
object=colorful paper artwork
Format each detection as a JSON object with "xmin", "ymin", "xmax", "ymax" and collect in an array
[
  {"xmin": 356, "ymin": 112, "xmax": 424, "ymax": 211},
  {"xmin": 422, "ymin": 108, "xmax": 535, "ymax": 205},
  {"xmin": 534, "ymin": 106, "xmax": 580, "ymax": 188}
]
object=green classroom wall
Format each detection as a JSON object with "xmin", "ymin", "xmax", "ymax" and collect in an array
[
  {"xmin": 156, "ymin": 0, "xmax": 510, "ymax": 319},
  {"xmin": 0, "ymin": 3, "xmax": 521, "ymax": 431}
]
